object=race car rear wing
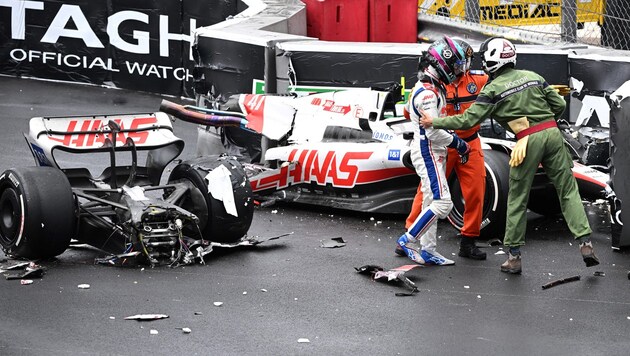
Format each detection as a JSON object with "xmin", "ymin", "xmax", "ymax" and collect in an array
[{"xmin": 25, "ymin": 112, "xmax": 184, "ymax": 185}]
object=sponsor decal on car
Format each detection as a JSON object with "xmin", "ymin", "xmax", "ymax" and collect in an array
[
  {"xmin": 388, "ymin": 149, "xmax": 401, "ymax": 161},
  {"xmin": 30, "ymin": 144, "xmax": 51, "ymax": 167},
  {"xmin": 46, "ymin": 116, "xmax": 158, "ymax": 148}
]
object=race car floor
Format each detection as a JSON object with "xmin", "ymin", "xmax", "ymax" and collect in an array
[{"xmin": 1, "ymin": 76, "xmax": 630, "ymax": 355}]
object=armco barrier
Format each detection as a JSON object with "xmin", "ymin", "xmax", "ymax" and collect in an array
[
  {"xmin": 368, "ymin": 0, "xmax": 417, "ymax": 43},
  {"xmin": 302, "ymin": 0, "xmax": 368, "ymax": 42}
]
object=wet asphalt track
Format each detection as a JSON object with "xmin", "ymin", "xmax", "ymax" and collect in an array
[{"xmin": 1, "ymin": 75, "xmax": 630, "ymax": 356}]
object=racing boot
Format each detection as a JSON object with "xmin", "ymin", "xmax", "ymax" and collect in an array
[
  {"xmin": 579, "ymin": 238, "xmax": 600, "ymax": 267},
  {"xmin": 419, "ymin": 250, "xmax": 455, "ymax": 266},
  {"xmin": 397, "ymin": 233, "xmax": 423, "ymax": 264},
  {"xmin": 458, "ymin": 236, "xmax": 487, "ymax": 260},
  {"xmin": 500, "ymin": 251, "xmax": 522, "ymax": 274}
]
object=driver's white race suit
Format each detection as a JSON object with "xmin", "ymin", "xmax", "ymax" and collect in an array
[{"xmin": 398, "ymin": 79, "xmax": 469, "ymax": 265}]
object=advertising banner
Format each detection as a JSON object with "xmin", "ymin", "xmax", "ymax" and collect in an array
[{"xmin": 0, "ymin": 0, "xmax": 240, "ymax": 97}]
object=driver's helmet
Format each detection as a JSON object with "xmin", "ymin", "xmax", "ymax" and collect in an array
[
  {"xmin": 479, "ymin": 37, "xmax": 517, "ymax": 74},
  {"xmin": 423, "ymin": 36, "xmax": 468, "ymax": 84}
]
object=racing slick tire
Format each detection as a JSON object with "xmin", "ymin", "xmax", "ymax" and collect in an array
[
  {"xmin": 447, "ymin": 150, "xmax": 510, "ymax": 240},
  {"xmin": 168, "ymin": 155, "xmax": 254, "ymax": 243},
  {"xmin": 0, "ymin": 167, "xmax": 75, "ymax": 259},
  {"xmin": 527, "ymin": 185, "xmax": 562, "ymax": 216}
]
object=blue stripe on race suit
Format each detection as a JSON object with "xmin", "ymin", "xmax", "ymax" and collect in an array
[
  {"xmin": 419, "ymin": 127, "xmax": 442, "ymax": 199},
  {"xmin": 409, "ymin": 207, "xmax": 437, "ymax": 238},
  {"xmin": 411, "ymin": 87, "xmax": 425, "ymax": 117},
  {"xmin": 412, "ymin": 85, "xmax": 443, "ymax": 200}
]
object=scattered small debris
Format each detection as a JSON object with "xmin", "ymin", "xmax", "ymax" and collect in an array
[
  {"xmin": 593, "ymin": 271, "xmax": 605, "ymax": 277},
  {"xmin": 4, "ymin": 262, "xmax": 45, "ymax": 280},
  {"xmin": 477, "ymin": 295, "xmax": 481, "ymax": 299},
  {"xmin": 478, "ymin": 239, "xmax": 503, "ymax": 247},
  {"xmin": 321, "ymin": 237, "xmax": 346, "ymax": 248},
  {"xmin": 94, "ymin": 251, "xmax": 142, "ymax": 266},
  {"xmin": 181, "ymin": 327, "xmax": 192, "ymax": 334},
  {"xmin": 150, "ymin": 329, "xmax": 159, "ymax": 335},
  {"xmin": 494, "ymin": 250, "xmax": 506, "ymax": 255},
  {"xmin": 77, "ymin": 284, "xmax": 90, "ymax": 289},
  {"xmin": 124, "ymin": 314, "xmax": 169, "ymax": 321},
  {"xmin": 213, "ymin": 302, "xmax": 223, "ymax": 307},
  {"xmin": 109, "ymin": 316, "xmax": 116, "ymax": 320},
  {"xmin": 94, "ymin": 233, "xmax": 289, "ymax": 268},
  {"xmin": 243, "ymin": 291, "xmax": 247, "ymax": 295},
  {"xmin": 464, "ymin": 286, "xmax": 470, "ymax": 289},
  {"xmin": 194, "ymin": 312, "xmax": 203, "ymax": 315},
  {"xmin": 261, "ymin": 289, "xmax": 268, "ymax": 292},
  {"xmin": 3, "ymin": 262, "xmax": 30, "ymax": 270},
  {"xmin": 542, "ymin": 275, "xmax": 581, "ymax": 290},
  {"xmin": 20, "ymin": 279, "xmax": 33, "ymax": 285},
  {"xmin": 297, "ymin": 338, "xmax": 310, "ymax": 343},
  {"xmin": 355, "ymin": 264, "xmax": 420, "ymax": 296}
]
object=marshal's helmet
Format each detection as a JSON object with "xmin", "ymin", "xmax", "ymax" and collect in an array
[
  {"xmin": 421, "ymin": 36, "xmax": 468, "ymax": 84},
  {"xmin": 479, "ymin": 37, "xmax": 517, "ymax": 74},
  {"xmin": 452, "ymin": 37, "xmax": 474, "ymax": 74}
]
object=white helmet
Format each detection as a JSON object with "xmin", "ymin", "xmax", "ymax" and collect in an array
[{"xmin": 479, "ymin": 37, "xmax": 517, "ymax": 74}]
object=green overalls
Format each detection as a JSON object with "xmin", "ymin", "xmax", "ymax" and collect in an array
[{"xmin": 433, "ymin": 67, "xmax": 592, "ymax": 247}]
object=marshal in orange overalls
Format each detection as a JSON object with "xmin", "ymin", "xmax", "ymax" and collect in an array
[{"xmin": 405, "ymin": 70, "xmax": 488, "ymax": 239}]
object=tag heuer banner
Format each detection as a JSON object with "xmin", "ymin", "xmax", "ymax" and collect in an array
[{"xmin": 0, "ymin": 0, "xmax": 241, "ymax": 97}]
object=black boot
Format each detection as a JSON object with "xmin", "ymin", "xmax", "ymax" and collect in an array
[{"xmin": 458, "ymin": 236, "xmax": 487, "ymax": 260}]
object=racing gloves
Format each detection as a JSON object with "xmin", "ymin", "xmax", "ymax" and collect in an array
[{"xmin": 448, "ymin": 135, "xmax": 471, "ymax": 164}]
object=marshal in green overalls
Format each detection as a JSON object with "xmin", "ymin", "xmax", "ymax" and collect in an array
[{"xmin": 432, "ymin": 65, "xmax": 592, "ymax": 248}]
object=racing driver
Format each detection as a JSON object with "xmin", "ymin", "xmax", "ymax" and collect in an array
[
  {"xmin": 400, "ymin": 37, "xmax": 489, "ymax": 261},
  {"xmin": 396, "ymin": 37, "xmax": 471, "ymax": 266}
]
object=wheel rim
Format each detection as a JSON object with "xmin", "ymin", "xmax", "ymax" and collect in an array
[{"xmin": 0, "ymin": 188, "xmax": 21, "ymax": 246}]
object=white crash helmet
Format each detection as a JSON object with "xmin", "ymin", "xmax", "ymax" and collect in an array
[{"xmin": 479, "ymin": 37, "xmax": 517, "ymax": 74}]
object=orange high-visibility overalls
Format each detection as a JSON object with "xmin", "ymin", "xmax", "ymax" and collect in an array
[{"xmin": 405, "ymin": 70, "xmax": 488, "ymax": 238}]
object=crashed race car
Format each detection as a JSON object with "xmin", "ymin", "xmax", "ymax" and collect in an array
[
  {"xmin": 0, "ymin": 107, "xmax": 256, "ymax": 266},
  {"xmin": 184, "ymin": 85, "xmax": 615, "ymax": 239}
]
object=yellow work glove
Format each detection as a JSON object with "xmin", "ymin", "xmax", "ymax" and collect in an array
[
  {"xmin": 509, "ymin": 136, "xmax": 529, "ymax": 167},
  {"xmin": 550, "ymin": 84, "xmax": 571, "ymax": 96}
]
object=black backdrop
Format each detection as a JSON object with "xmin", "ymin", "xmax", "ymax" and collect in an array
[{"xmin": 0, "ymin": 0, "xmax": 241, "ymax": 97}]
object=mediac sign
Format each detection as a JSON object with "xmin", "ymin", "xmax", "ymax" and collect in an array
[{"xmin": 419, "ymin": 0, "xmax": 604, "ymax": 26}]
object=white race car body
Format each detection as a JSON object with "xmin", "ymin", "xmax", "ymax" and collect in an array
[{"xmin": 195, "ymin": 87, "xmax": 613, "ymax": 238}]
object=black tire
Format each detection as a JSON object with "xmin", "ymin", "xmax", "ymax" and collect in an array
[
  {"xmin": 448, "ymin": 150, "xmax": 510, "ymax": 240},
  {"xmin": 527, "ymin": 184, "xmax": 562, "ymax": 216},
  {"xmin": 168, "ymin": 155, "xmax": 254, "ymax": 243},
  {"xmin": 0, "ymin": 167, "xmax": 75, "ymax": 258}
]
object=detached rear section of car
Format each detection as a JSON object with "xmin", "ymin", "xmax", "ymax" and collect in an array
[{"xmin": 0, "ymin": 110, "xmax": 254, "ymax": 265}]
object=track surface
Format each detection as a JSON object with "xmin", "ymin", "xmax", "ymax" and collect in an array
[{"xmin": 1, "ymin": 76, "xmax": 629, "ymax": 356}]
